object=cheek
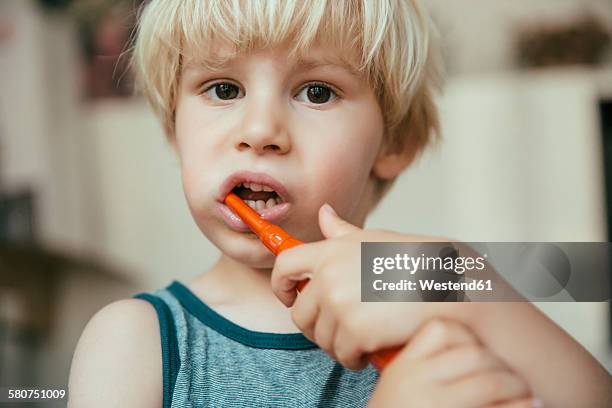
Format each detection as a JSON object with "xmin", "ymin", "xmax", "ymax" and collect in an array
[
  {"xmin": 299, "ymin": 103, "xmax": 383, "ymax": 213},
  {"xmin": 175, "ymin": 101, "xmax": 221, "ymax": 211},
  {"xmin": 175, "ymin": 101, "xmax": 216, "ymax": 159},
  {"xmin": 309, "ymin": 144, "xmax": 372, "ymax": 213}
]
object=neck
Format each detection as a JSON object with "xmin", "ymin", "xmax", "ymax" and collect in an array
[
  {"xmin": 189, "ymin": 253, "xmax": 300, "ymax": 333},
  {"xmin": 199, "ymin": 253, "xmax": 279, "ymax": 304}
]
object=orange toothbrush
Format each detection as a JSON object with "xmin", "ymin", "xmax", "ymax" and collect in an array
[{"xmin": 224, "ymin": 192, "xmax": 401, "ymax": 370}]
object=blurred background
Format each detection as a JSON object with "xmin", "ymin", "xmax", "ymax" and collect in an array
[{"xmin": 1, "ymin": 0, "xmax": 611, "ymax": 404}]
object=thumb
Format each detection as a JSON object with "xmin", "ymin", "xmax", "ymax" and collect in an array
[{"xmin": 319, "ymin": 203, "xmax": 361, "ymax": 239}]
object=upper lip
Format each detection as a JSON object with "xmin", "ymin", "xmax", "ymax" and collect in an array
[{"xmin": 217, "ymin": 170, "xmax": 291, "ymax": 204}]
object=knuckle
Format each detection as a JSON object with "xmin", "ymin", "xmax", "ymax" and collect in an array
[
  {"xmin": 335, "ymin": 345, "xmax": 357, "ymax": 369},
  {"xmin": 361, "ymin": 333, "xmax": 379, "ymax": 354},
  {"xmin": 335, "ymin": 347, "xmax": 349, "ymax": 364},
  {"xmin": 319, "ymin": 264, "xmax": 336, "ymax": 289},
  {"xmin": 274, "ymin": 251, "xmax": 289, "ymax": 272},
  {"xmin": 341, "ymin": 315, "xmax": 375, "ymax": 353},
  {"xmin": 342, "ymin": 358, "xmax": 360, "ymax": 371},
  {"xmin": 422, "ymin": 318, "xmax": 452, "ymax": 338},
  {"xmin": 326, "ymin": 290, "xmax": 348, "ymax": 310}
]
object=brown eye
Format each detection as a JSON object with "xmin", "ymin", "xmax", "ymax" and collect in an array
[
  {"xmin": 214, "ymin": 83, "xmax": 239, "ymax": 99},
  {"xmin": 202, "ymin": 82, "xmax": 243, "ymax": 101},
  {"xmin": 307, "ymin": 85, "xmax": 331, "ymax": 103},
  {"xmin": 296, "ymin": 83, "xmax": 337, "ymax": 105}
]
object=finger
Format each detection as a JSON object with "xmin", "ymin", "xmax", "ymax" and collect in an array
[
  {"xmin": 449, "ymin": 370, "xmax": 530, "ymax": 408},
  {"xmin": 271, "ymin": 245, "xmax": 322, "ymax": 306},
  {"xmin": 290, "ymin": 282, "xmax": 320, "ymax": 341},
  {"xmin": 485, "ymin": 397, "xmax": 542, "ymax": 408},
  {"xmin": 426, "ymin": 345, "xmax": 505, "ymax": 383},
  {"xmin": 402, "ymin": 319, "xmax": 479, "ymax": 360},
  {"xmin": 318, "ymin": 203, "xmax": 361, "ymax": 239},
  {"xmin": 313, "ymin": 308, "xmax": 337, "ymax": 359},
  {"xmin": 333, "ymin": 324, "xmax": 370, "ymax": 371}
]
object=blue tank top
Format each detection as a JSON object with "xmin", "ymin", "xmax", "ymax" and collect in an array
[{"xmin": 135, "ymin": 281, "xmax": 379, "ymax": 407}]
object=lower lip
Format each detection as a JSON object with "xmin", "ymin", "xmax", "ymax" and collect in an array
[{"xmin": 215, "ymin": 200, "xmax": 292, "ymax": 232}]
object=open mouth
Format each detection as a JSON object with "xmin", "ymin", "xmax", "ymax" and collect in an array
[
  {"xmin": 217, "ymin": 171, "xmax": 292, "ymax": 230},
  {"xmin": 231, "ymin": 182, "xmax": 285, "ymax": 211}
]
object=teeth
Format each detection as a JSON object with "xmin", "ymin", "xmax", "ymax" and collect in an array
[
  {"xmin": 234, "ymin": 181, "xmax": 282, "ymax": 208},
  {"xmin": 239, "ymin": 181, "xmax": 276, "ymax": 193},
  {"xmin": 242, "ymin": 198, "xmax": 282, "ymax": 211}
]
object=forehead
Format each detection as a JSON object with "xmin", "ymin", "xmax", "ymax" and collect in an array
[{"xmin": 181, "ymin": 40, "xmax": 362, "ymax": 77}]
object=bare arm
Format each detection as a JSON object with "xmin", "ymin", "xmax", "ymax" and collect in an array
[
  {"xmin": 443, "ymin": 301, "xmax": 612, "ymax": 407},
  {"xmin": 68, "ymin": 299, "xmax": 162, "ymax": 408},
  {"xmin": 451, "ymin": 241, "xmax": 611, "ymax": 406}
]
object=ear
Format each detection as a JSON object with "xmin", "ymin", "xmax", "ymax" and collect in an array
[{"xmin": 372, "ymin": 140, "xmax": 419, "ymax": 180}]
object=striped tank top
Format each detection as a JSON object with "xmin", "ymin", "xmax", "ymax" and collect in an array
[{"xmin": 135, "ymin": 281, "xmax": 379, "ymax": 407}]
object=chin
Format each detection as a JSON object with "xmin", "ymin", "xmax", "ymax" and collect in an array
[{"xmin": 215, "ymin": 228, "xmax": 277, "ymax": 268}]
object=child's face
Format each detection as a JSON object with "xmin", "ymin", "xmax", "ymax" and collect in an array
[{"xmin": 174, "ymin": 42, "xmax": 387, "ymax": 268}]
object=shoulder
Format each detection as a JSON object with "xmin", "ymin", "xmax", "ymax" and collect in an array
[{"xmin": 68, "ymin": 298, "xmax": 162, "ymax": 408}]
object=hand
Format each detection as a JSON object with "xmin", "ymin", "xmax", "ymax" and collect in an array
[
  {"xmin": 271, "ymin": 203, "xmax": 460, "ymax": 370},
  {"xmin": 367, "ymin": 319, "xmax": 537, "ymax": 408},
  {"xmin": 272, "ymin": 205, "xmax": 609, "ymax": 407}
]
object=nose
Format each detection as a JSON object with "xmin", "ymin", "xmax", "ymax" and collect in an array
[{"xmin": 235, "ymin": 95, "xmax": 291, "ymax": 155}]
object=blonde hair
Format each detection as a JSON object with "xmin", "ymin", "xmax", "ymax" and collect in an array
[{"xmin": 130, "ymin": 0, "xmax": 442, "ymax": 206}]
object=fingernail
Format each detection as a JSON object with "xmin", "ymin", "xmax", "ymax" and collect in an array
[
  {"xmin": 322, "ymin": 203, "xmax": 337, "ymax": 216},
  {"xmin": 531, "ymin": 398, "xmax": 543, "ymax": 408}
]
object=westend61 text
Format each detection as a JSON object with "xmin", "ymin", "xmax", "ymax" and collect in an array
[{"xmin": 373, "ymin": 279, "xmax": 493, "ymax": 292}]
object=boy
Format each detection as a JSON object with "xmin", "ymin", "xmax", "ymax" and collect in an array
[{"xmin": 69, "ymin": 0, "xmax": 611, "ymax": 407}]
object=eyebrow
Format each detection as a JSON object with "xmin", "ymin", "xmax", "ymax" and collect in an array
[
  {"xmin": 183, "ymin": 55, "xmax": 362, "ymax": 78},
  {"xmin": 182, "ymin": 58, "xmax": 233, "ymax": 73},
  {"xmin": 293, "ymin": 57, "xmax": 362, "ymax": 78}
]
